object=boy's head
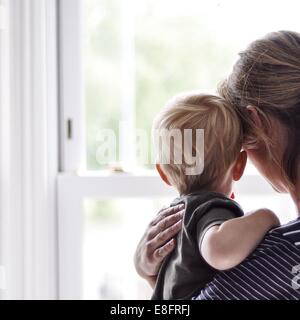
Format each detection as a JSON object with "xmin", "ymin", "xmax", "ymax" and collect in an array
[{"xmin": 153, "ymin": 92, "xmax": 247, "ymax": 196}]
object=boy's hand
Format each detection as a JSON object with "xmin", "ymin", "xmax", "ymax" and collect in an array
[{"xmin": 248, "ymin": 208, "xmax": 280, "ymax": 229}]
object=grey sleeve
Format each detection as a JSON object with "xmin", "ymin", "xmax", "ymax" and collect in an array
[{"xmin": 196, "ymin": 207, "xmax": 239, "ymax": 247}]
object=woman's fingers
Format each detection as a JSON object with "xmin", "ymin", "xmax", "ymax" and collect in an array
[
  {"xmin": 134, "ymin": 204, "xmax": 185, "ymax": 279},
  {"xmin": 148, "ymin": 219, "xmax": 183, "ymax": 255},
  {"xmin": 154, "ymin": 219, "xmax": 182, "ymax": 244},
  {"xmin": 147, "ymin": 209, "xmax": 184, "ymax": 241},
  {"xmin": 153, "ymin": 238, "xmax": 176, "ymax": 261},
  {"xmin": 151, "ymin": 204, "xmax": 185, "ymax": 226}
]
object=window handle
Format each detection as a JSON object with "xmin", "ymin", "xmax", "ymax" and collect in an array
[{"xmin": 67, "ymin": 119, "xmax": 73, "ymax": 140}]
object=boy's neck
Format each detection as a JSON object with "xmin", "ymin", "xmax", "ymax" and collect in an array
[{"xmin": 181, "ymin": 186, "xmax": 231, "ymax": 198}]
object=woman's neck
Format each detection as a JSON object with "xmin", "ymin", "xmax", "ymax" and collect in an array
[
  {"xmin": 291, "ymin": 182, "xmax": 300, "ymax": 216},
  {"xmin": 293, "ymin": 200, "xmax": 300, "ymax": 217}
]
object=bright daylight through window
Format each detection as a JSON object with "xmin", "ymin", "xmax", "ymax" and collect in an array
[{"xmin": 81, "ymin": 0, "xmax": 299, "ymax": 299}]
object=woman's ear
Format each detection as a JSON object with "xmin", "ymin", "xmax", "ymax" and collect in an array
[
  {"xmin": 156, "ymin": 164, "xmax": 172, "ymax": 186},
  {"xmin": 232, "ymin": 151, "xmax": 247, "ymax": 181},
  {"xmin": 247, "ymin": 105, "xmax": 262, "ymax": 128}
]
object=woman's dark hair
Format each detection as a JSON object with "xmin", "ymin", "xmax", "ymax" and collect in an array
[{"xmin": 219, "ymin": 30, "xmax": 300, "ymax": 189}]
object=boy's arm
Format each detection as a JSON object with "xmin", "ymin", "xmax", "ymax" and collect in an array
[{"xmin": 200, "ymin": 209, "xmax": 280, "ymax": 271}]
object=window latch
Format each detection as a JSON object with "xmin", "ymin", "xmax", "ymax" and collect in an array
[{"xmin": 67, "ymin": 119, "xmax": 73, "ymax": 140}]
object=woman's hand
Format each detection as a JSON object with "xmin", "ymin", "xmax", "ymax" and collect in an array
[{"xmin": 134, "ymin": 204, "xmax": 185, "ymax": 288}]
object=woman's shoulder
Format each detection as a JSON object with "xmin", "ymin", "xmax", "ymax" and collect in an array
[
  {"xmin": 271, "ymin": 216, "xmax": 300, "ymax": 232},
  {"xmin": 269, "ymin": 216, "xmax": 300, "ymax": 247},
  {"xmin": 197, "ymin": 218, "xmax": 300, "ymax": 300}
]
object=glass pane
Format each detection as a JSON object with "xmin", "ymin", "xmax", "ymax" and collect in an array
[
  {"xmin": 238, "ymin": 194, "xmax": 296, "ymax": 225},
  {"xmin": 83, "ymin": 0, "xmax": 122, "ymax": 170},
  {"xmin": 83, "ymin": 0, "xmax": 300, "ymax": 171},
  {"xmin": 83, "ymin": 197, "xmax": 173, "ymax": 299}
]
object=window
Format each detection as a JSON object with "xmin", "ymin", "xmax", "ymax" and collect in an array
[
  {"xmin": 85, "ymin": 0, "xmax": 235, "ymax": 170},
  {"xmin": 83, "ymin": 0, "xmax": 300, "ymax": 171},
  {"xmin": 83, "ymin": 198, "xmax": 172, "ymax": 299},
  {"xmin": 58, "ymin": 0, "xmax": 300, "ymax": 299}
]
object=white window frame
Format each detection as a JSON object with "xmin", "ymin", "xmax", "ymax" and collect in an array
[
  {"xmin": 0, "ymin": 0, "xmax": 280, "ymax": 301},
  {"xmin": 57, "ymin": 0, "xmax": 277, "ymax": 300},
  {"xmin": 0, "ymin": 0, "xmax": 59, "ymax": 299}
]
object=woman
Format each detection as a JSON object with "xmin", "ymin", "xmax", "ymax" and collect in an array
[{"xmin": 134, "ymin": 30, "xmax": 300, "ymax": 299}]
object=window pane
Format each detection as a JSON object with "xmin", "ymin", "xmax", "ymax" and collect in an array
[
  {"xmin": 83, "ymin": 198, "xmax": 173, "ymax": 299},
  {"xmin": 238, "ymin": 194, "xmax": 296, "ymax": 225},
  {"xmin": 84, "ymin": 0, "xmax": 123, "ymax": 170},
  {"xmin": 81, "ymin": 1, "xmax": 299, "ymax": 300},
  {"xmin": 83, "ymin": 0, "xmax": 300, "ymax": 171}
]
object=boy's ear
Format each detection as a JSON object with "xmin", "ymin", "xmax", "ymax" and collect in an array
[
  {"xmin": 232, "ymin": 151, "xmax": 247, "ymax": 182},
  {"xmin": 156, "ymin": 164, "xmax": 172, "ymax": 186}
]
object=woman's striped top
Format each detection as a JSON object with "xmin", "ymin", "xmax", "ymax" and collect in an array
[{"xmin": 194, "ymin": 217, "xmax": 300, "ymax": 300}]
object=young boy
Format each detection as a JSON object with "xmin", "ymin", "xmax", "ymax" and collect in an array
[{"xmin": 152, "ymin": 92, "xmax": 279, "ymax": 300}]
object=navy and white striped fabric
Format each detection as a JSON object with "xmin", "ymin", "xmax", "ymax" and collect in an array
[{"xmin": 194, "ymin": 217, "xmax": 300, "ymax": 300}]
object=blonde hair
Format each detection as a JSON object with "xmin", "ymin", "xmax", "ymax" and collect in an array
[
  {"xmin": 218, "ymin": 31, "xmax": 300, "ymax": 190},
  {"xmin": 153, "ymin": 93, "xmax": 243, "ymax": 195}
]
